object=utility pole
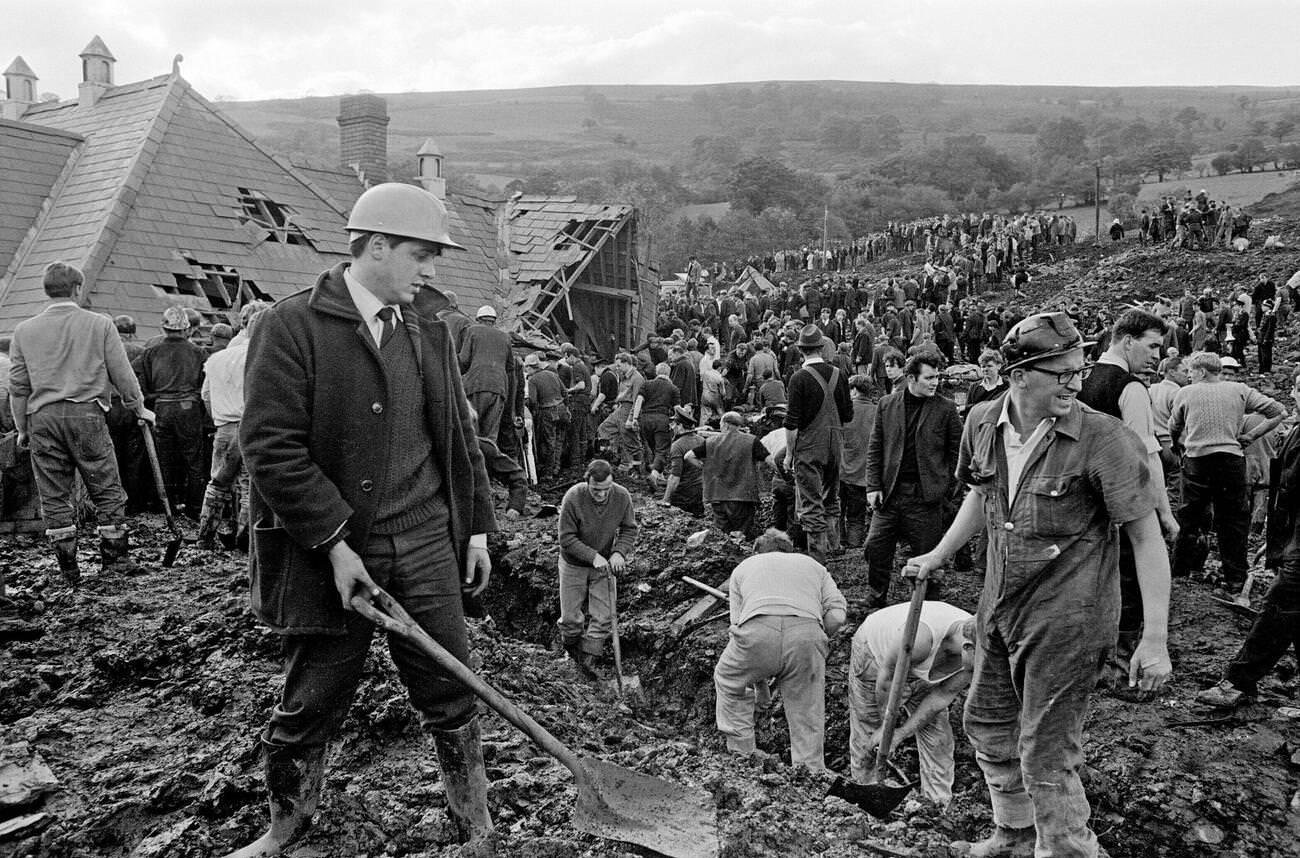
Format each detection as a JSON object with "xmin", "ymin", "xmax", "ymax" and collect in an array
[
  {"xmin": 1093, "ymin": 162, "xmax": 1101, "ymax": 247},
  {"xmin": 821, "ymin": 204, "xmax": 829, "ymax": 269}
]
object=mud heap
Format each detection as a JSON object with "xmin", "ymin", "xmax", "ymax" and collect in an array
[{"xmin": 4, "ymin": 207, "xmax": 1300, "ymax": 857}]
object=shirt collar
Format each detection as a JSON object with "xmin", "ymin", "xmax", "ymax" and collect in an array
[
  {"xmin": 343, "ymin": 268, "xmax": 402, "ymax": 325},
  {"xmin": 803, "ymin": 356, "xmax": 826, "ymax": 365},
  {"xmin": 1098, "ymin": 352, "xmax": 1127, "ymax": 369}
]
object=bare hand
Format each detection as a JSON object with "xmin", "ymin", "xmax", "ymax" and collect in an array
[
  {"xmin": 866, "ymin": 491, "xmax": 883, "ymax": 510},
  {"xmin": 1158, "ymin": 508, "xmax": 1180, "ymax": 542},
  {"xmin": 1129, "ymin": 637, "xmax": 1173, "ymax": 693},
  {"xmin": 329, "ymin": 542, "xmax": 377, "ymax": 610},
  {"xmin": 592, "ymin": 554, "xmax": 610, "ymax": 571},
  {"xmin": 464, "ymin": 545, "xmax": 492, "ymax": 596},
  {"xmin": 902, "ymin": 550, "xmax": 944, "ymax": 582},
  {"xmin": 609, "ymin": 552, "xmax": 627, "ymax": 575},
  {"xmin": 15, "ymin": 432, "xmax": 29, "ymax": 450},
  {"xmin": 137, "ymin": 407, "xmax": 157, "ymax": 426}
]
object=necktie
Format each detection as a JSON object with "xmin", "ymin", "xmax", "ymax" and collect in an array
[{"xmin": 377, "ymin": 306, "xmax": 395, "ymax": 348}]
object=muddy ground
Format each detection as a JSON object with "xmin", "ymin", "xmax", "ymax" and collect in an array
[{"xmin": 4, "ymin": 207, "xmax": 1300, "ymax": 858}]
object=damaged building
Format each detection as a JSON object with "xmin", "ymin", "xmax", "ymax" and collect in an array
[{"xmin": 0, "ymin": 38, "xmax": 657, "ymax": 358}]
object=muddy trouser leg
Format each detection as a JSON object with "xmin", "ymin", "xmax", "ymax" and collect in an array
[
  {"xmin": 863, "ymin": 497, "xmax": 902, "ymax": 601},
  {"xmin": 964, "ymin": 623, "xmax": 1105, "ymax": 857},
  {"xmin": 557, "ymin": 558, "xmax": 612, "ymax": 657},
  {"xmin": 841, "ymin": 483, "xmax": 867, "ymax": 549},
  {"xmin": 469, "ymin": 392, "xmax": 504, "ymax": 445},
  {"xmin": 596, "ymin": 405, "xmax": 629, "ymax": 463},
  {"xmin": 1224, "ymin": 557, "xmax": 1300, "ymax": 695},
  {"xmin": 714, "ymin": 617, "xmax": 782, "ymax": 754},
  {"xmin": 567, "ymin": 396, "xmax": 592, "ymax": 465},
  {"xmin": 30, "ymin": 403, "xmax": 128, "ymax": 530},
  {"xmin": 913, "ymin": 704, "xmax": 956, "ymax": 805},
  {"xmin": 792, "ymin": 455, "xmax": 828, "ymax": 537},
  {"xmin": 1172, "ymin": 457, "xmax": 1213, "ymax": 578},
  {"xmin": 775, "ymin": 617, "xmax": 829, "ymax": 770},
  {"xmin": 895, "ymin": 487, "xmax": 947, "ymax": 601},
  {"xmin": 1208, "ymin": 454, "xmax": 1250, "ymax": 588},
  {"xmin": 847, "ymin": 645, "xmax": 882, "ymax": 783}
]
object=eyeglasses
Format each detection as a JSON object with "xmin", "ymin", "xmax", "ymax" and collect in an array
[{"xmin": 1023, "ymin": 364, "xmax": 1094, "ymax": 385}]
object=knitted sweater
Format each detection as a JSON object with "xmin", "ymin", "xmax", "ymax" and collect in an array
[
  {"xmin": 558, "ymin": 483, "xmax": 638, "ymax": 566},
  {"xmin": 1169, "ymin": 380, "xmax": 1286, "ymax": 458}
]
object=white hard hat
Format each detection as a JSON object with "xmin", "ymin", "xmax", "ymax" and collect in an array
[
  {"xmin": 346, "ymin": 182, "xmax": 466, "ymax": 250},
  {"xmin": 476, "ymin": 305, "xmax": 497, "ymax": 319}
]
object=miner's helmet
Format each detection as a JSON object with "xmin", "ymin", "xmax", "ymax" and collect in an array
[
  {"xmin": 345, "ymin": 182, "xmax": 466, "ymax": 251},
  {"xmin": 1000, "ymin": 312, "xmax": 1094, "ymax": 372}
]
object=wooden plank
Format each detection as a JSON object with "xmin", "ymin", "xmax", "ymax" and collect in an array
[{"xmin": 671, "ymin": 593, "xmax": 720, "ymax": 631}]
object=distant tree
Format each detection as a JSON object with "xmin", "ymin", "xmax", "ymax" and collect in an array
[
  {"xmin": 875, "ymin": 114, "xmax": 903, "ymax": 152},
  {"xmin": 727, "ymin": 157, "xmax": 823, "ymax": 216},
  {"xmin": 1234, "ymin": 137, "xmax": 1269, "ymax": 172},
  {"xmin": 1107, "ymin": 192, "xmax": 1138, "ymax": 223},
  {"xmin": 1174, "ymin": 106, "xmax": 1201, "ymax": 130},
  {"xmin": 1277, "ymin": 143, "xmax": 1300, "ymax": 169},
  {"xmin": 818, "ymin": 115, "xmax": 864, "ymax": 150},
  {"xmin": 1250, "ymin": 119, "xmax": 1270, "ymax": 137},
  {"xmin": 1210, "ymin": 153, "xmax": 1234, "ymax": 175},
  {"xmin": 1138, "ymin": 142, "xmax": 1193, "ymax": 182},
  {"xmin": 1272, "ymin": 119, "xmax": 1296, "ymax": 143},
  {"xmin": 1036, "ymin": 117, "xmax": 1089, "ymax": 161},
  {"xmin": 1003, "ymin": 116, "xmax": 1040, "ymax": 135}
]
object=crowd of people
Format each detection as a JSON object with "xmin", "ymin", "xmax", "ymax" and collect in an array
[
  {"xmin": 1116, "ymin": 189, "xmax": 1256, "ymax": 250},
  {"xmin": 2, "ymin": 178, "xmax": 1298, "ymax": 858}
]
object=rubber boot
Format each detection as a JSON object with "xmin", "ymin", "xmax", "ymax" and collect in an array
[
  {"xmin": 48, "ymin": 526, "xmax": 79, "ymax": 587},
  {"xmin": 197, "ymin": 485, "xmax": 231, "ymax": 550},
  {"xmin": 98, "ymin": 525, "xmax": 138, "ymax": 573},
  {"xmin": 223, "ymin": 744, "xmax": 326, "ymax": 858},
  {"xmin": 806, "ymin": 530, "xmax": 828, "ymax": 564},
  {"xmin": 431, "ymin": 718, "xmax": 497, "ymax": 856},
  {"xmin": 562, "ymin": 635, "xmax": 598, "ymax": 680},
  {"xmin": 949, "ymin": 825, "xmax": 1036, "ymax": 858}
]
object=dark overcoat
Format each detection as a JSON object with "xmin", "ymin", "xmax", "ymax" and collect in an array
[{"xmin": 240, "ymin": 263, "xmax": 496, "ymax": 635}]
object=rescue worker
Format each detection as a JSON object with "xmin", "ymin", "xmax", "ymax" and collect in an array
[
  {"xmin": 634, "ymin": 362, "xmax": 680, "ymax": 482},
  {"xmin": 197, "ymin": 301, "xmax": 272, "ymax": 550},
  {"xmin": 458, "ymin": 305, "xmax": 513, "ymax": 442},
  {"xmin": 713, "ymin": 528, "xmax": 847, "ymax": 770},
  {"xmin": 686, "ymin": 410, "xmax": 770, "ymax": 538},
  {"xmin": 660, "ymin": 404, "xmax": 705, "ymax": 516},
  {"xmin": 864, "ymin": 351, "xmax": 961, "ymax": 607},
  {"xmin": 596, "ymin": 353, "xmax": 644, "ymax": 467},
  {"xmin": 558, "ymin": 344, "xmax": 593, "ymax": 468},
  {"xmin": 839, "ymin": 375, "xmax": 876, "ymax": 550},
  {"xmin": 906, "ymin": 311, "xmax": 1172, "ymax": 858},
  {"xmin": 138, "ymin": 306, "xmax": 209, "ymax": 517},
  {"xmin": 437, "ymin": 289, "xmax": 473, "ymax": 349},
  {"xmin": 849, "ymin": 602, "xmax": 974, "ymax": 805},
  {"xmin": 1078, "ymin": 309, "xmax": 1179, "ymax": 687},
  {"xmin": 107, "ymin": 314, "xmax": 149, "ymax": 513},
  {"xmin": 557, "ymin": 459, "xmax": 638, "ymax": 678},
  {"xmin": 8, "ymin": 262, "xmax": 155, "ymax": 581},
  {"xmin": 523, "ymin": 353, "xmax": 567, "ymax": 484},
  {"xmin": 783, "ymin": 325, "xmax": 852, "ymax": 561},
  {"xmin": 231, "ymin": 182, "xmax": 497, "ymax": 857}
]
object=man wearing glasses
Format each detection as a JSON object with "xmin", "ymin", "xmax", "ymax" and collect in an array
[{"xmin": 906, "ymin": 312, "xmax": 1172, "ymax": 858}]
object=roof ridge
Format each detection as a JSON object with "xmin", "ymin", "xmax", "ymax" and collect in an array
[{"xmin": 0, "ymin": 117, "xmax": 84, "ymax": 142}]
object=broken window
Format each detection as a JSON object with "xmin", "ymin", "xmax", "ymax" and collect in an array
[
  {"xmin": 167, "ymin": 256, "xmax": 270, "ymax": 316},
  {"xmin": 237, "ymin": 187, "xmax": 314, "ymax": 247}
]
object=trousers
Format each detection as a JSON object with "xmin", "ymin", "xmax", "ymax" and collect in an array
[
  {"xmin": 864, "ymin": 483, "xmax": 947, "ymax": 601},
  {"xmin": 28, "ymin": 401, "xmax": 127, "ymax": 531},
  {"xmin": 1224, "ymin": 556, "xmax": 1300, "ymax": 695},
  {"xmin": 265, "ymin": 510, "xmax": 472, "ymax": 747},
  {"xmin": 557, "ymin": 557, "xmax": 614, "ymax": 655},
  {"xmin": 714, "ymin": 615, "xmax": 828, "ymax": 770},
  {"xmin": 1173, "ymin": 453, "xmax": 1250, "ymax": 586},
  {"xmin": 154, "ymin": 397, "xmax": 208, "ymax": 512},
  {"xmin": 964, "ymin": 622, "xmax": 1106, "ymax": 857}
]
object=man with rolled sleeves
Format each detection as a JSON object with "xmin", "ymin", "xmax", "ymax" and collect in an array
[
  {"xmin": 906, "ymin": 312, "xmax": 1172, "ymax": 858},
  {"xmin": 230, "ymin": 183, "xmax": 497, "ymax": 857}
]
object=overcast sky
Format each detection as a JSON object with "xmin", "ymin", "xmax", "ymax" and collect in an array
[{"xmin": 5, "ymin": 1, "xmax": 1299, "ymax": 102}]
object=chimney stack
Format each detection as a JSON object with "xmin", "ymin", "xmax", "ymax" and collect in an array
[
  {"xmin": 416, "ymin": 138, "xmax": 446, "ymax": 200},
  {"xmin": 2, "ymin": 56, "xmax": 38, "ymax": 120},
  {"xmin": 338, "ymin": 94, "xmax": 389, "ymax": 184},
  {"xmin": 78, "ymin": 35, "xmax": 115, "ymax": 108}
]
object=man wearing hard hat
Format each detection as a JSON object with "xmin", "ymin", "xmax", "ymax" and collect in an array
[
  {"xmin": 459, "ymin": 304, "xmax": 514, "ymax": 441},
  {"xmin": 233, "ymin": 184, "xmax": 498, "ymax": 857}
]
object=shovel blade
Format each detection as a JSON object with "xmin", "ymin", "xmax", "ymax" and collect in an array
[
  {"xmin": 162, "ymin": 537, "xmax": 182, "ymax": 567},
  {"xmin": 573, "ymin": 757, "xmax": 718, "ymax": 858},
  {"xmin": 827, "ymin": 775, "xmax": 916, "ymax": 819}
]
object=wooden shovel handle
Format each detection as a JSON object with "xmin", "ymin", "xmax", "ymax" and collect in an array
[
  {"xmin": 350, "ymin": 586, "xmax": 586, "ymax": 777},
  {"xmin": 870, "ymin": 567, "xmax": 929, "ymax": 784},
  {"xmin": 139, "ymin": 421, "xmax": 180, "ymax": 535}
]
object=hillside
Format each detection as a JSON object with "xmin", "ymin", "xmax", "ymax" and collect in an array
[{"xmin": 219, "ymin": 79, "xmax": 1300, "ymax": 190}]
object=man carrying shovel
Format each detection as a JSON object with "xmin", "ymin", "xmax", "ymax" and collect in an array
[
  {"xmin": 233, "ymin": 183, "xmax": 497, "ymax": 857},
  {"xmin": 905, "ymin": 312, "xmax": 1172, "ymax": 858},
  {"xmin": 557, "ymin": 458, "xmax": 638, "ymax": 679}
]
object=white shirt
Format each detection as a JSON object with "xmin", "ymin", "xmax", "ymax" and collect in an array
[
  {"xmin": 997, "ymin": 395, "xmax": 1055, "ymax": 505},
  {"xmin": 202, "ymin": 331, "xmax": 250, "ymax": 425},
  {"xmin": 344, "ymin": 268, "xmax": 402, "ymax": 348},
  {"xmin": 1097, "ymin": 353, "xmax": 1160, "ymax": 455}
]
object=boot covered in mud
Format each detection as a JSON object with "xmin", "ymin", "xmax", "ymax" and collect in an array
[
  {"xmin": 197, "ymin": 485, "xmax": 231, "ymax": 549},
  {"xmin": 98, "ymin": 524, "xmax": 138, "ymax": 573},
  {"xmin": 825, "ymin": 519, "xmax": 844, "ymax": 556},
  {"xmin": 949, "ymin": 825, "xmax": 1036, "ymax": 858},
  {"xmin": 431, "ymin": 718, "xmax": 498, "ymax": 856},
  {"xmin": 48, "ymin": 526, "xmax": 79, "ymax": 586},
  {"xmin": 224, "ymin": 743, "xmax": 326, "ymax": 858},
  {"xmin": 805, "ymin": 530, "xmax": 829, "ymax": 564}
]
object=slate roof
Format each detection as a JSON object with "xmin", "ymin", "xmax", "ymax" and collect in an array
[
  {"xmin": 505, "ymin": 197, "xmax": 634, "ymax": 286},
  {"xmin": 0, "ymin": 73, "xmax": 354, "ymax": 334},
  {"xmin": 0, "ymin": 120, "xmax": 82, "ymax": 275}
]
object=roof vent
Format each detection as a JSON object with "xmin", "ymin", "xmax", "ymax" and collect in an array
[
  {"xmin": 78, "ymin": 35, "xmax": 115, "ymax": 107},
  {"xmin": 416, "ymin": 138, "xmax": 445, "ymax": 200},
  {"xmin": 2, "ymin": 56, "xmax": 37, "ymax": 119}
]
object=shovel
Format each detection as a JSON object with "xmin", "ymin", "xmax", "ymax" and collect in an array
[
  {"xmin": 827, "ymin": 566, "xmax": 928, "ymax": 818},
  {"xmin": 139, "ymin": 422, "xmax": 184, "ymax": 567},
  {"xmin": 350, "ymin": 587, "xmax": 718, "ymax": 858},
  {"xmin": 605, "ymin": 576, "xmax": 643, "ymax": 700}
]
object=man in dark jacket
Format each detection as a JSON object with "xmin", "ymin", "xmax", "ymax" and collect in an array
[
  {"xmin": 458, "ymin": 305, "xmax": 513, "ymax": 441},
  {"xmin": 232, "ymin": 183, "xmax": 497, "ymax": 858},
  {"xmin": 864, "ymin": 351, "xmax": 961, "ymax": 607}
]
